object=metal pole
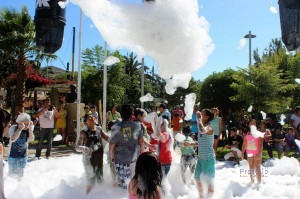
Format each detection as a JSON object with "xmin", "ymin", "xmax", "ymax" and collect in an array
[
  {"xmin": 141, "ymin": 58, "xmax": 145, "ymax": 108},
  {"xmin": 249, "ymin": 31, "xmax": 252, "ymax": 66},
  {"xmin": 76, "ymin": 10, "xmax": 82, "ymax": 143},
  {"xmin": 102, "ymin": 42, "xmax": 108, "ymax": 130},
  {"xmin": 72, "ymin": 27, "xmax": 76, "ymax": 79}
]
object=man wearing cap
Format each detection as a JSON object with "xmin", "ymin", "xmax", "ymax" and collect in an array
[{"xmin": 76, "ymin": 114, "xmax": 109, "ymax": 194}]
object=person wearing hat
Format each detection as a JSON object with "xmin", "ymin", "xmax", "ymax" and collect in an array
[{"xmin": 75, "ymin": 114, "xmax": 109, "ymax": 194}]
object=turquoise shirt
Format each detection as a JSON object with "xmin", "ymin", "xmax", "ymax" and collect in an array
[
  {"xmin": 197, "ymin": 124, "xmax": 214, "ymax": 160},
  {"xmin": 191, "ymin": 113, "xmax": 198, "ymax": 133},
  {"xmin": 210, "ymin": 116, "xmax": 221, "ymax": 136},
  {"xmin": 180, "ymin": 136, "xmax": 195, "ymax": 155}
]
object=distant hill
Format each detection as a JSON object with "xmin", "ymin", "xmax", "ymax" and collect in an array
[{"xmin": 41, "ymin": 66, "xmax": 66, "ymax": 79}]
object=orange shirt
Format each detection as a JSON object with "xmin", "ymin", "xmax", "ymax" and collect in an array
[{"xmin": 172, "ymin": 117, "xmax": 181, "ymax": 131}]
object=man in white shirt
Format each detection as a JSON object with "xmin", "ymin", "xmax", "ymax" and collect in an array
[
  {"xmin": 290, "ymin": 106, "xmax": 300, "ymax": 139},
  {"xmin": 35, "ymin": 99, "xmax": 58, "ymax": 159}
]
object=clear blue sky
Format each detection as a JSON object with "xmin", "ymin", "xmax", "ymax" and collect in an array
[{"xmin": 0, "ymin": 0, "xmax": 281, "ymax": 81}]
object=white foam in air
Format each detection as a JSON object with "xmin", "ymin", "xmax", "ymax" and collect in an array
[
  {"xmin": 139, "ymin": 93, "xmax": 154, "ymax": 102},
  {"xmin": 247, "ymin": 105, "xmax": 253, "ymax": 112},
  {"xmin": 174, "ymin": 133, "xmax": 185, "ymax": 143},
  {"xmin": 70, "ymin": 0, "xmax": 214, "ymax": 93},
  {"xmin": 184, "ymin": 93, "xmax": 196, "ymax": 121},
  {"xmin": 103, "ymin": 56, "xmax": 120, "ymax": 66},
  {"xmin": 58, "ymin": 0, "xmax": 69, "ymax": 8},
  {"xmin": 280, "ymin": 114, "xmax": 286, "ymax": 125},
  {"xmin": 269, "ymin": 6, "xmax": 277, "ymax": 14},
  {"xmin": 260, "ymin": 111, "xmax": 266, "ymax": 120},
  {"xmin": 250, "ymin": 125, "xmax": 265, "ymax": 138},
  {"xmin": 295, "ymin": 139, "xmax": 300, "ymax": 149}
]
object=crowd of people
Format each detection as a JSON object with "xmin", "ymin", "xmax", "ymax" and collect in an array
[{"xmin": 1, "ymin": 102, "xmax": 300, "ymax": 199}]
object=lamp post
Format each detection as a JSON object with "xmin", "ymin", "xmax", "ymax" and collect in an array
[{"xmin": 244, "ymin": 31, "xmax": 256, "ymax": 66}]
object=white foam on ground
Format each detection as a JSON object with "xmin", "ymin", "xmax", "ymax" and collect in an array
[
  {"xmin": 53, "ymin": 134, "xmax": 63, "ymax": 142},
  {"xmin": 70, "ymin": 0, "xmax": 214, "ymax": 93},
  {"xmin": 3, "ymin": 152, "xmax": 300, "ymax": 199}
]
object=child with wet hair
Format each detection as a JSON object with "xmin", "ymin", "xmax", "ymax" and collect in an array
[
  {"xmin": 183, "ymin": 109, "xmax": 215, "ymax": 198},
  {"xmin": 8, "ymin": 113, "xmax": 35, "ymax": 178},
  {"xmin": 128, "ymin": 152, "xmax": 162, "ymax": 199},
  {"xmin": 180, "ymin": 126, "xmax": 196, "ymax": 184},
  {"xmin": 241, "ymin": 119, "xmax": 263, "ymax": 186}
]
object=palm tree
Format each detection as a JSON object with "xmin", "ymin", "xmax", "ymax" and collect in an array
[
  {"xmin": 123, "ymin": 52, "xmax": 142, "ymax": 104},
  {"xmin": 0, "ymin": 7, "xmax": 35, "ymax": 113}
]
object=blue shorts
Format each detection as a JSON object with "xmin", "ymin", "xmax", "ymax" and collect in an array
[
  {"xmin": 194, "ymin": 157, "xmax": 215, "ymax": 184},
  {"xmin": 8, "ymin": 156, "xmax": 28, "ymax": 177}
]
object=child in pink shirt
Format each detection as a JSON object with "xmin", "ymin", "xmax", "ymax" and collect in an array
[{"xmin": 242, "ymin": 119, "xmax": 263, "ymax": 185}]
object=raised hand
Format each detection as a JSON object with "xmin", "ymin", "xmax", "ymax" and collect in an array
[
  {"xmin": 18, "ymin": 122, "xmax": 26, "ymax": 131},
  {"xmin": 28, "ymin": 121, "xmax": 34, "ymax": 131},
  {"xmin": 82, "ymin": 146, "xmax": 90, "ymax": 154}
]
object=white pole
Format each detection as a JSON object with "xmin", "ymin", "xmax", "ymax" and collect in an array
[
  {"xmin": 141, "ymin": 58, "xmax": 145, "ymax": 108},
  {"xmin": 102, "ymin": 42, "xmax": 108, "ymax": 130},
  {"xmin": 76, "ymin": 10, "xmax": 82, "ymax": 143}
]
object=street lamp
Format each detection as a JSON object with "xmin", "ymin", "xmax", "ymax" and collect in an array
[{"xmin": 244, "ymin": 31, "xmax": 256, "ymax": 66}]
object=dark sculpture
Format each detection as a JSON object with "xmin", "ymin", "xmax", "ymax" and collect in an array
[
  {"xmin": 35, "ymin": 0, "xmax": 66, "ymax": 54},
  {"xmin": 279, "ymin": 0, "xmax": 300, "ymax": 51}
]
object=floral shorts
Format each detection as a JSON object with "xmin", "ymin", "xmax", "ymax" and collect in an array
[{"xmin": 115, "ymin": 163, "xmax": 131, "ymax": 190}]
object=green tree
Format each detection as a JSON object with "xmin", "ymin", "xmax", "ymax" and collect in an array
[
  {"xmin": 122, "ymin": 52, "xmax": 142, "ymax": 105},
  {"xmin": 81, "ymin": 46, "xmax": 126, "ymax": 106},
  {"xmin": 0, "ymin": 7, "xmax": 35, "ymax": 113},
  {"xmin": 200, "ymin": 69, "xmax": 242, "ymax": 112},
  {"xmin": 231, "ymin": 63, "xmax": 293, "ymax": 115}
]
